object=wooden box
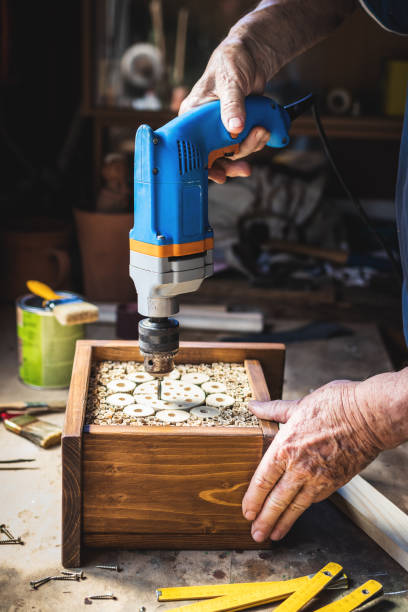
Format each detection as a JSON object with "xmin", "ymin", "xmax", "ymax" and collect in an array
[{"xmin": 62, "ymin": 340, "xmax": 285, "ymax": 567}]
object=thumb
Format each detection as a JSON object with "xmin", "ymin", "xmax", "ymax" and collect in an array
[
  {"xmin": 217, "ymin": 79, "xmax": 246, "ymax": 135},
  {"xmin": 248, "ymin": 399, "xmax": 299, "ymax": 423}
]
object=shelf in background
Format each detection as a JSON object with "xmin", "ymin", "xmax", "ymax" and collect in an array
[{"xmin": 83, "ymin": 106, "xmax": 404, "ymax": 141}]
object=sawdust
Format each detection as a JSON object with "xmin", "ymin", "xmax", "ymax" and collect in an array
[{"xmin": 85, "ymin": 361, "xmax": 259, "ymax": 427}]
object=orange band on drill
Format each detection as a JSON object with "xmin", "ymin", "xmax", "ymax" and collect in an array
[
  {"xmin": 129, "ymin": 237, "xmax": 214, "ymax": 258},
  {"xmin": 208, "ymin": 143, "xmax": 240, "ymax": 169}
]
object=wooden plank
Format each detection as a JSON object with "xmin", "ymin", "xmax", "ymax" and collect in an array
[
  {"xmin": 82, "ymin": 431, "xmax": 263, "ymax": 538},
  {"xmin": 61, "ymin": 342, "xmax": 92, "ymax": 568},
  {"xmin": 84, "ymin": 532, "xmax": 268, "ymax": 550},
  {"xmin": 245, "ymin": 359, "xmax": 278, "ymax": 453},
  {"xmin": 332, "ymin": 475, "xmax": 408, "ymax": 573}
]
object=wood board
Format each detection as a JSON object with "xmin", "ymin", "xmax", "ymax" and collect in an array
[{"xmin": 332, "ymin": 475, "xmax": 408, "ymax": 574}]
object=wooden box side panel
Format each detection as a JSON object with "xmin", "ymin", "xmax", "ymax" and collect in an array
[
  {"xmin": 90, "ymin": 341, "xmax": 285, "ymax": 400},
  {"xmin": 82, "ymin": 430, "xmax": 263, "ymax": 538},
  {"xmin": 62, "ymin": 342, "xmax": 92, "ymax": 568}
]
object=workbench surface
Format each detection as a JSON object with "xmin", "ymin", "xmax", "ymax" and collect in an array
[{"xmin": 1, "ymin": 305, "xmax": 407, "ymax": 611}]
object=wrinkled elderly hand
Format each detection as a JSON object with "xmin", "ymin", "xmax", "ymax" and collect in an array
[
  {"xmin": 242, "ymin": 372, "xmax": 408, "ymax": 542},
  {"xmin": 180, "ymin": 37, "xmax": 271, "ymax": 184},
  {"xmin": 179, "ymin": 0, "xmax": 356, "ymax": 183}
]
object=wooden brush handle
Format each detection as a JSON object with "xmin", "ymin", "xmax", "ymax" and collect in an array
[
  {"xmin": 26, "ymin": 280, "xmax": 61, "ymax": 301},
  {"xmin": 262, "ymin": 240, "xmax": 348, "ymax": 265}
]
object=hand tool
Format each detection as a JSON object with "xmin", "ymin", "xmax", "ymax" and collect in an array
[
  {"xmin": 26, "ymin": 280, "xmax": 99, "ymax": 326},
  {"xmin": 0, "ymin": 458, "xmax": 35, "ymax": 463},
  {"xmin": 130, "ymin": 93, "xmax": 313, "ymax": 374},
  {"xmin": 2, "ymin": 413, "xmax": 61, "ymax": 448},
  {"xmin": 0, "ymin": 401, "xmax": 66, "ymax": 415},
  {"xmin": 157, "ymin": 564, "xmax": 383, "ymax": 612},
  {"xmin": 0, "ymin": 459, "xmax": 38, "ymax": 471},
  {"xmin": 314, "ymin": 580, "xmax": 383, "ymax": 611},
  {"xmin": 157, "ymin": 562, "xmax": 342, "ymax": 611}
]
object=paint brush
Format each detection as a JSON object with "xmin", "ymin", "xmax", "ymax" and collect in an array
[
  {"xmin": 26, "ymin": 281, "xmax": 99, "ymax": 326},
  {"xmin": 0, "ymin": 401, "xmax": 66, "ymax": 415},
  {"xmin": 3, "ymin": 414, "xmax": 61, "ymax": 448}
]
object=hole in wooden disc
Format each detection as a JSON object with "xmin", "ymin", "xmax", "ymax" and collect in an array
[
  {"xmin": 216, "ymin": 397, "xmax": 223, "ymax": 401},
  {"xmin": 117, "ymin": 383, "xmax": 125, "ymax": 387},
  {"xmin": 169, "ymin": 413, "xmax": 175, "ymax": 417}
]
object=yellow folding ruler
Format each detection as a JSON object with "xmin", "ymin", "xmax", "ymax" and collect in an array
[{"xmin": 157, "ymin": 562, "xmax": 383, "ymax": 612}]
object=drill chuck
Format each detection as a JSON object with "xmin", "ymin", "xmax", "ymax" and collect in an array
[{"xmin": 138, "ymin": 317, "xmax": 179, "ymax": 375}]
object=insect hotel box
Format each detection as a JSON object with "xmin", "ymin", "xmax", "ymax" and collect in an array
[{"xmin": 62, "ymin": 340, "xmax": 285, "ymax": 567}]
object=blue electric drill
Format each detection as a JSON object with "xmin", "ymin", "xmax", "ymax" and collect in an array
[{"xmin": 130, "ymin": 94, "xmax": 313, "ymax": 374}]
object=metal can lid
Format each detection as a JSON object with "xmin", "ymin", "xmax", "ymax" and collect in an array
[{"xmin": 17, "ymin": 291, "xmax": 80, "ymax": 313}]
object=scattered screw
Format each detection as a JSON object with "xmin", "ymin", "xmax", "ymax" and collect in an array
[
  {"xmin": 61, "ymin": 570, "xmax": 85, "ymax": 580},
  {"xmin": 88, "ymin": 593, "xmax": 116, "ymax": 600},
  {"xmin": 152, "ymin": 167, "xmax": 159, "ymax": 175},
  {"xmin": 0, "ymin": 524, "xmax": 17, "ymax": 540},
  {"xmin": 30, "ymin": 576, "xmax": 52, "ymax": 589},
  {"xmin": 153, "ymin": 137, "xmax": 159, "ymax": 145},
  {"xmin": 0, "ymin": 538, "xmax": 23, "ymax": 545},
  {"xmin": 51, "ymin": 575, "xmax": 79, "ymax": 582},
  {"xmin": 139, "ymin": 607, "xmax": 146, "ymax": 612},
  {"xmin": 95, "ymin": 564, "xmax": 121, "ymax": 572},
  {"xmin": 156, "ymin": 235, "xmax": 165, "ymax": 241}
]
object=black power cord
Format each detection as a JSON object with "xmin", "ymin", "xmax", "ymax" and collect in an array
[{"xmin": 285, "ymin": 95, "xmax": 403, "ymax": 286}]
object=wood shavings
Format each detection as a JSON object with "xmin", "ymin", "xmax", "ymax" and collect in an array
[{"xmin": 85, "ymin": 361, "xmax": 258, "ymax": 427}]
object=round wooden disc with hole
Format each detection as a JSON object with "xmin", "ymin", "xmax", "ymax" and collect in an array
[
  {"xmin": 124, "ymin": 404, "xmax": 155, "ymax": 417},
  {"xmin": 155, "ymin": 409, "xmax": 190, "ymax": 423}
]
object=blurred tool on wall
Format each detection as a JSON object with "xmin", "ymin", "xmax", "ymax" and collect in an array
[
  {"xmin": 120, "ymin": 42, "xmax": 163, "ymax": 109},
  {"xmin": 383, "ymin": 59, "xmax": 408, "ymax": 117},
  {"xmin": 326, "ymin": 87, "xmax": 361, "ymax": 117},
  {"xmin": 96, "ymin": 153, "xmax": 130, "ymax": 213},
  {"xmin": 170, "ymin": 7, "xmax": 189, "ymax": 112}
]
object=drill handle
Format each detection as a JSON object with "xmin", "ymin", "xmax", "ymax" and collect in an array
[{"xmin": 158, "ymin": 95, "xmax": 292, "ymax": 170}]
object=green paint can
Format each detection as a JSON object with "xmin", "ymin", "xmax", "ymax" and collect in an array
[{"xmin": 17, "ymin": 293, "xmax": 85, "ymax": 389}]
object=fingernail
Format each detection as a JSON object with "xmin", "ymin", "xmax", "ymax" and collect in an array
[
  {"xmin": 245, "ymin": 511, "xmax": 256, "ymax": 521},
  {"xmin": 252, "ymin": 530, "xmax": 265, "ymax": 543},
  {"xmin": 228, "ymin": 117, "xmax": 243, "ymax": 131}
]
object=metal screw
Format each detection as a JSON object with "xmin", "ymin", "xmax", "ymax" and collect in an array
[
  {"xmin": 362, "ymin": 589, "xmax": 370, "ymax": 595},
  {"xmin": 61, "ymin": 569, "xmax": 85, "ymax": 579},
  {"xmin": 153, "ymin": 137, "xmax": 159, "ymax": 145},
  {"xmin": 51, "ymin": 575, "xmax": 79, "ymax": 582},
  {"xmin": 30, "ymin": 576, "xmax": 52, "ymax": 589},
  {"xmin": 0, "ymin": 524, "xmax": 16, "ymax": 540},
  {"xmin": 282, "ymin": 137, "xmax": 288, "ymax": 145},
  {"xmin": 95, "ymin": 564, "xmax": 121, "ymax": 572},
  {"xmin": 156, "ymin": 235, "xmax": 165, "ymax": 241},
  {"xmin": 323, "ymin": 570, "xmax": 332, "ymax": 577},
  {"xmin": 139, "ymin": 607, "xmax": 146, "ymax": 612},
  {"xmin": 0, "ymin": 538, "xmax": 23, "ymax": 545},
  {"xmin": 88, "ymin": 593, "xmax": 116, "ymax": 600},
  {"xmin": 152, "ymin": 167, "xmax": 159, "ymax": 175}
]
